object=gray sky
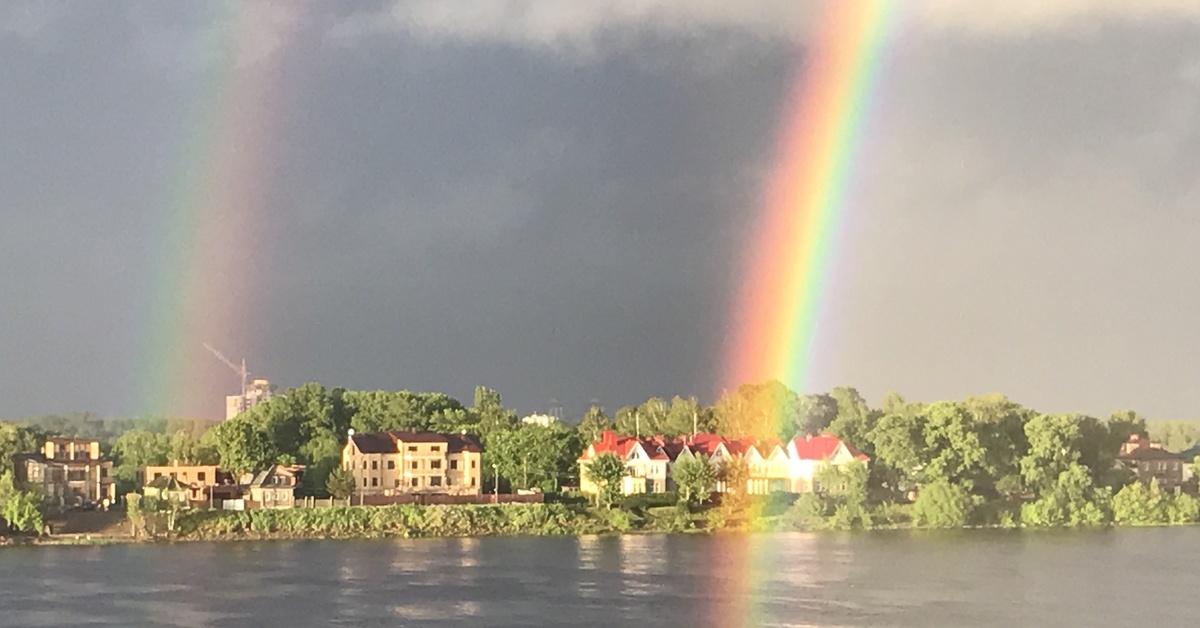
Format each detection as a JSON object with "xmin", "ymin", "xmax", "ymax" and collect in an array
[{"xmin": 1, "ymin": 1, "xmax": 1198, "ymax": 420}]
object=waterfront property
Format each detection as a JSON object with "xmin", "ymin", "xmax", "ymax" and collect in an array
[
  {"xmin": 141, "ymin": 463, "xmax": 240, "ymax": 504},
  {"xmin": 247, "ymin": 465, "xmax": 303, "ymax": 509},
  {"xmin": 1117, "ymin": 434, "xmax": 1191, "ymax": 492},
  {"xmin": 577, "ymin": 430, "xmax": 869, "ymax": 497},
  {"xmin": 13, "ymin": 438, "xmax": 117, "ymax": 509},
  {"xmin": 342, "ymin": 430, "xmax": 484, "ymax": 496}
]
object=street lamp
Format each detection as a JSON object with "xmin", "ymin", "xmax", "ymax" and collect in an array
[{"xmin": 493, "ymin": 464, "xmax": 499, "ymax": 502}]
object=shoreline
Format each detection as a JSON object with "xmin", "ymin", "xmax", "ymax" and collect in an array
[{"xmin": 6, "ymin": 519, "xmax": 1197, "ymax": 549}]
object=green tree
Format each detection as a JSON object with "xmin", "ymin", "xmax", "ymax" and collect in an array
[
  {"xmin": 125, "ymin": 493, "xmax": 145, "ymax": 538},
  {"xmin": 111, "ymin": 429, "xmax": 172, "ymax": 493},
  {"xmin": 325, "ymin": 465, "xmax": 356, "ymax": 500},
  {"xmin": 814, "ymin": 461, "xmax": 872, "ymax": 529},
  {"xmin": 827, "ymin": 386, "xmax": 879, "ymax": 456},
  {"xmin": 671, "ymin": 454, "xmax": 716, "ymax": 505},
  {"xmin": 1112, "ymin": 479, "xmax": 1169, "ymax": 526},
  {"xmin": 796, "ymin": 393, "xmax": 839, "ymax": 436},
  {"xmin": 716, "ymin": 457, "xmax": 750, "ymax": 507},
  {"xmin": 206, "ymin": 418, "xmax": 277, "ymax": 477},
  {"xmin": 911, "ymin": 479, "xmax": 973, "ymax": 528},
  {"xmin": 1107, "ymin": 410, "xmax": 1148, "ymax": 452},
  {"xmin": 0, "ymin": 423, "xmax": 41, "ymax": 474},
  {"xmin": 1020, "ymin": 464, "xmax": 1110, "ymax": 527},
  {"xmin": 713, "ymin": 381, "xmax": 804, "ymax": 440},
  {"xmin": 486, "ymin": 424, "xmax": 582, "ymax": 491},
  {"xmin": 3, "ymin": 490, "xmax": 43, "ymax": 534},
  {"xmin": 663, "ymin": 396, "xmax": 712, "ymax": 437},
  {"xmin": 167, "ymin": 430, "xmax": 216, "ymax": 465},
  {"xmin": 584, "ymin": 453, "xmax": 628, "ymax": 509},
  {"xmin": 473, "ymin": 386, "xmax": 517, "ymax": 442},
  {"xmin": 577, "ymin": 405, "xmax": 612, "ymax": 445}
]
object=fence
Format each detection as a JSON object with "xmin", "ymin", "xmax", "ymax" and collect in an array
[{"xmin": 293, "ymin": 493, "xmax": 545, "ymax": 507}]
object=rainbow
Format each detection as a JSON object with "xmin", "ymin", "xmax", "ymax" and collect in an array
[
  {"xmin": 724, "ymin": 1, "xmax": 897, "ymax": 402},
  {"xmin": 716, "ymin": 3, "xmax": 897, "ymax": 625},
  {"xmin": 134, "ymin": 3, "xmax": 296, "ymax": 419}
]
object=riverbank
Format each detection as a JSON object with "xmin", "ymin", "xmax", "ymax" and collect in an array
[{"xmin": 7, "ymin": 494, "xmax": 1199, "ymax": 547}]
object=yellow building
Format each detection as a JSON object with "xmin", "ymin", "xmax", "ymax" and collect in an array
[{"xmin": 342, "ymin": 430, "xmax": 484, "ymax": 496}]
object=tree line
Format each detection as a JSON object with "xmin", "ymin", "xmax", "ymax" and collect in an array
[{"xmin": 3, "ymin": 380, "xmax": 1197, "ymax": 531}]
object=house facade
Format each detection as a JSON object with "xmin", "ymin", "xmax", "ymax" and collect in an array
[
  {"xmin": 578, "ymin": 430, "xmax": 869, "ymax": 497},
  {"xmin": 248, "ymin": 465, "xmax": 304, "ymax": 509},
  {"xmin": 342, "ymin": 430, "xmax": 484, "ymax": 496},
  {"xmin": 141, "ymin": 464, "xmax": 238, "ymax": 504},
  {"xmin": 1117, "ymin": 435, "xmax": 1187, "ymax": 492},
  {"xmin": 13, "ymin": 438, "xmax": 116, "ymax": 508}
]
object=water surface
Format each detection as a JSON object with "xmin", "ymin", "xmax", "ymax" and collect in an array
[{"xmin": 0, "ymin": 528, "xmax": 1195, "ymax": 626}]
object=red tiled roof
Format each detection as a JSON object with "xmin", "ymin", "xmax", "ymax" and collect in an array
[
  {"xmin": 580, "ymin": 430, "xmax": 869, "ymax": 464},
  {"xmin": 790, "ymin": 432, "xmax": 869, "ymax": 462}
]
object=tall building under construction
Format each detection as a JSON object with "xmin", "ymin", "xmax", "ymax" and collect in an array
[{"xmin": 225, "ymin": 378, "xmax": 275, "ymax": 420}]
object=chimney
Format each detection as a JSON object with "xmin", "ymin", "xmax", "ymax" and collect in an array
[
  {"xmin": 602, "ymin": 429, "xmax": 616, "ymax": 447},
  {"xmin": 805, "ymin": 433, "xmax": 813, "ymax": 441}
]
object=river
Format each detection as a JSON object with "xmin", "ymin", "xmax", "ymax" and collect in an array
[{"xmin": 0, "ymin": 528, "xmax": 1194, "ymax": 627}]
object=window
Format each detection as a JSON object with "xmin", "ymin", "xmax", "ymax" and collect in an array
[
  {"xmin": 100, "ymin": 467, "xmax": 109, "ymax": 478},
  {"xmin": 407, "ymin": 446, "xmax": 417, "ymax": 452},
  {"xmin": 361, "ymin": 461, "xmax": 367, "ymax": 470},
  {"xmin": 446, "ymin": 477, "xmax": 452, "ymax": 486},
  {"xmin": 431, "ymin": 460, "xmax": 441, "ymax": 470},
  {"xmin": 371, "ymin": 477, "xmax": 378, "ymax": 487},
  {"xmin": 371, "ymin": 461, "xmax": 378, "ymax": 470},
  {"xmin": 154, "ymin": 473, "xmax": 162, "ymax": 480},
  {"xmin": 410, "ymin": 478, "xmax": 419, "ymax": 487},
  {"xmin": 387, "ymin": 460, "xmax": 395, "ymax": 470},
  {"xmin": 170, "ymin": 472, "xmax": 177, "ymax": 479},
  {"xmin": 411, "ymin": 461, "xmax": 419, "ymax": 470},
  {"xmin": 68, "ymin": 470, "xmax": 86, "ymax": 482},
  {"xmin": 471, "ymin": 478, "xmax": 476, "ymax": 487},
  {"xmin": 450, "ymin": 460, "xmax": 458, "ymax": 470},
  {"xmin": 395, "ymin": 479, "xmax": 401, "ymax": 487},
  {"xmin": 430, "ymin": 477, "xmax": 442, "ymax": 487},
  {"xmin": 182, "ymin": 472, "xmax": 189, "ymax": 480},
  {"xmin": 197, "ymin": 472, "xmax": 206, "ymax": 482},
  {"xmin": 362, "ymin": 478, "xmax": 367, "ymax": 487},
  {"xmin": 431, "ymin": 446, "xmax": 440, "ymax": 452},
  {"xmin": 471, "ymin": 460, "xmax": 477, "ymax": 469}
]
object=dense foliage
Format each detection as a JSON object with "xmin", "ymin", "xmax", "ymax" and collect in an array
[{"xmin": 4, "ymin": 379, "xmax": 1200, "ymax": 535}]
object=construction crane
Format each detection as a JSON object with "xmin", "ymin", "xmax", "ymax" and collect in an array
[{"xmin": 204, "ymin": 343, "xmax": 249, "ymax": 416}]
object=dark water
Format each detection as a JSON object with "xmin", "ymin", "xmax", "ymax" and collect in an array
[{"xmin": 0, "ymin": 528, "xmax": 1196, "ymax": 627}]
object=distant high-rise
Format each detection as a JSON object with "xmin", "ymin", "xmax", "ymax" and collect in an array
[{"xmin": 225, "ymin": 378, "xmax": 275, "ymax": 420}]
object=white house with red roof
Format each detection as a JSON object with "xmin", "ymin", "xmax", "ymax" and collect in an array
[
  {"xmin": 578, "ymin": 430, "xmax": 868, "ymax": 497},
  {"xmin": 786, "ymin": 432, "xmax": 870, "ymax": 493}
]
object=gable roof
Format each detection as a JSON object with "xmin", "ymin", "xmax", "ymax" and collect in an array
[
  {"xmin": 790, "ymin": 433, "xmax": 869, "ymax": 462},
  {"xmin": 1121, "ymin": 447, "xmax": 1184, "ymax": 461},
  {"xmin": 350, "ymin": 432, "xmax": 398, "ymax": 454},
  {"xmin": 445, "ymin": 433, "xmax": 484, "ymax": 453}
]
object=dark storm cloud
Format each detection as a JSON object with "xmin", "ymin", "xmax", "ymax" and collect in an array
[{"xmin": 1, "ymin": 1, "xmax": 1198, "ymax": 420}]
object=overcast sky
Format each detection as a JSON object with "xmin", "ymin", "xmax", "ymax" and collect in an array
[{"xmin": 1, "ymin": 1, "xmax": 1198, "ymax": 420}]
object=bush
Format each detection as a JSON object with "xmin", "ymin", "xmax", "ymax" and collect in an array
[
  {"xmin": 912, "ymin": 480, "xmax": 973, "ymax": 528},
  {"xmin": 619, "ymin": 492, "xmax": 679, "ymax": 511},
  {"xmin": 871, "ymin": 502, "xmax": 910, "ymax": 527},
  {"xmin": 176, "ymin": 502, "xmax": 642, "ymax": 540}
]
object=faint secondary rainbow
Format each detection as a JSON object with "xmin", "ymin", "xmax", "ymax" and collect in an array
[
  {"xmin": 724, "ymin": 0, "xmax": 897, "ymax": 406},
  {"xmin": 135, "ymin": 3, "xmax": 296, "ymax": 419}
]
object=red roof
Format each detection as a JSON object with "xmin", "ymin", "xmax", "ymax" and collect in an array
[
  {"xmin": 581, "ymin": 431, "xmax": 868, "ymax": 463},
  {"xmin": 790, "ymin": 432, "xmax": 869, "ymax": 462}
]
